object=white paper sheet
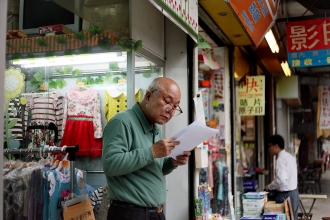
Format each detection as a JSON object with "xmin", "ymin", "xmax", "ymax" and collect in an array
[{"xmin": 169, "ymin": 121, "xmax": 218, "ymax": 158}]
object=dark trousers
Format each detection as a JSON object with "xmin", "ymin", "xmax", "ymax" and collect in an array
[
  {"xmin": 276, "ymin": 188, "xmax": 299, "ymax": 220},
  {"xmin": 107, "ymin": 204, "xmax": 166, "ymax": 220}
]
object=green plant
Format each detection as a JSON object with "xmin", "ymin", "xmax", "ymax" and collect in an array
[
  {"xmin": 56, "ymin": 35, "xmax": 68, "ymax": 45},
  {"xmin": 64, "ymin": 49, "xmax": 75, "ymax": 57},
  {"xmin": 109, "ymin": 62, "xmax": 119, "ymax": 70},
  {"xmin": 117, "ymin": 38, "xmax": 143, "ymax": 52},
  {"xmin": 78, "ymin": 45, "xmax": 91, "ymax": 55},
  {"xmin": 45, "ymin": 51, "xmax": 56, "ymax": 59},
  {"xmin": 89, "ymin": 26, "xmax": 102, "ymax": 35},
  {"xmin": 26, "ymin": 53, "xmax": 37, "ymax": 60},
  {"xmin": 36, "ymin": 37, "xmax": 49, "ymax": 47},
  {"xmin": 6, "ymin": 42, "xmax": 14, "ymax": 49},
  {"xmin": 12, "ymin": 53, "xmax": 21, "ymax": 61},
  {"xmin": 98, "ymin": 37, "xmax": 111, "ymax": 50},
  {"xmin": 73, "ymin": 31, "xmax": 87, "ymax": 41}
]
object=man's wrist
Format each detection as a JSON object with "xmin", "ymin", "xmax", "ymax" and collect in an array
[{"xmin": 171, "ymin": 158, "xmax": 179, "ymax": 168}]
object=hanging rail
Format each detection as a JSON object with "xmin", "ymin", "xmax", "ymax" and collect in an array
[{"xmin": 4, "ymin": 145, "xmax": 79, "ymax": 200}]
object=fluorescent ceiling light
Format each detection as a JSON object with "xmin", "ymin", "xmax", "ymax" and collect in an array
[
  {"xmin": 281, "ymin": 61, "xmax": 291, "ymax": 76},
  {"xmin": 12, "ymin": 52, "xmax": 127, "ymax": 68},
  {"xmin": 118, "ymin": 61, "xmax": 154, "ymax": 69},
  {"xmin": 265, "ymin": 29, "xmax": 279, "ymax": 53}
]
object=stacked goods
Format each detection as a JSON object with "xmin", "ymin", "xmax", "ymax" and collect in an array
[
  {"xmin": 263, "ymin": 198, "xmax": 292, "ymax": 220},
  {"xmin": 243, "ymin": 180, "xmax": 259, "ymax": 192},
  {"xmin": 195, "ymin": 184, "xmax": 212, "ymax": 219},
  {"xmin": 241, "ymin": 192, "xmax": 268, "ymax": 218}
]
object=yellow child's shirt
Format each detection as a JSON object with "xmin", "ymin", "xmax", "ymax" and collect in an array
[{"xmin": 104, "ymin": 88, "xmax": 142, "ymax": 122}]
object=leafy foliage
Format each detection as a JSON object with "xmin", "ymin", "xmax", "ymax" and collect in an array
[
  {"xmin": 78, "ymin": 45, "xmax": 91, "ymax": 55},
  {"xmin": 12, "ymin": 53, "xmax": 21, "ymax": 61},
  {"xmin": 117, "ymin": 38, "xmax": 143, "ymax": 52},
  {"xmin": 98, "ymin": 37, "xmax": 111, "ymax": 50},
  {"xmin": 73, "ymin": 31, "xmax": 87, "ymax": 41},
  {"xmin": 64, "ymin": 49, "xmax": 75, "ymax": 57},
  {"xmin": 36, "ymin": 37, "xmax": 49, "ymax": 47},
  {"xmin": 56, "ymin": 35, "xmax": 68, "ymax": 45},
  {"xmin": 26, "ymin": 53, "xmax": 37, "ymax": 60},
  {"xmin": 6, "ymin": 42, "xmax": 14, "ymax": 49},
  {"xmin": 89, "ymin": 26, "xmax": 102, "ymax": 35},
  {"xmin": 109, "ymin": 62, "xmax": 119, "ymax": 71},
  {"xmin": 45, "ymin": 51, "xmax": 56, "ymax": 59}
]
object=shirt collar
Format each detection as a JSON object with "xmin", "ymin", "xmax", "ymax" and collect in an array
[
  {"xmin": 132, "ymin": 102, "xmax": 159, "ymax": 135},
  {"xmin": 278, "ymin": 149, "xmax": 285, "ymax": 158}
]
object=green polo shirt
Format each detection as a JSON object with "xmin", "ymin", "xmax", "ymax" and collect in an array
[{"xmin": 102, "ymin": 102, "xmax": 175, "ymax": 207}]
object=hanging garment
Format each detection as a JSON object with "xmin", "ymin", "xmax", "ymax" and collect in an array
[
  {"xmin": 48, "ymin": 168, "xmax": 82, "ymax": 220},
  {"xmin": 24, "ymin": 92, "xmax": 64, "ymax": 148},
  {"xmin": 61, "ymin": 87, "xmax": 102, "ymax": 157},
  {"xmin": 104, "ymin": 87, "xmax": 142, "ymax": 122},
  {"xmin": 4, "ymin": 97, "xmax": 24, "ymax": 140},
  {"xmin": 91, "ymin": 185, "xmax": 110, "ymax": 220}
]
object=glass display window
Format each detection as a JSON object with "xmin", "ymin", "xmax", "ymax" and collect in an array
[{"xmin": 4, "ymin": 51, "xmax": 162, "ymax": 158}]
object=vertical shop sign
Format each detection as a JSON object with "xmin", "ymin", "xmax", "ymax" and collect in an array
[
  {"xmin": 226, "ymin": 0, "xmax": 275, "ymax": 46},
  {"xmin": 319, "ymin": 85, "xmax": 330, "ymax": 129},
  {"xmin": 237, "ymin": 76, "xmax": 265, "ymax": 116},
  {"xmin": 148, "ymin": 0, "xmax": 198, "ymax": 43},
  {"xmin": 286, "ymin": 18, "xmax": 330, "ymax": 68}
]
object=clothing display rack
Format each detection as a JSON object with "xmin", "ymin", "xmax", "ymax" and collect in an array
[{"xmin": 4, "ymin": 145, "xmax": 79, "ymax": 202}]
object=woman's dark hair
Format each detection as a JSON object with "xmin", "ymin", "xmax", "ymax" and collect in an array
[{"xmin": 268, "ymin": 134, "xmax": 285, "ymax": 149}]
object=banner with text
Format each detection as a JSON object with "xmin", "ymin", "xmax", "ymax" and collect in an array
[
  {"xmin": 149, "ymin": 0, "xmax": 198, "ymax": 43},
  {"xmin": 286, "ymin": 18, "xmax": 330, "ymax": 68},
  {"xmin": 237, "ymin": 76, "xmax": 265, "ymax": 116},
  {"xmin": 227, "ymin": 0, "xmax": 275, "ymax": 46},
  {"xmin": 319, "ymin": 85, "xmax": 330, "ymax": 129}
]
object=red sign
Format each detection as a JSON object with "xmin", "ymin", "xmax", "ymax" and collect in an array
[
  {"xmin": 286, "ymin": 18, "xmax": 330, "ymax": 52},
  {"xmin": 228, "ymin": 0, "xmax": 274, "ymax": 46}
]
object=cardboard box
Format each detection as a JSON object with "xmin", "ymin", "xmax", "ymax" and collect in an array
[
  {"xmin": 263, "ymin": 201, "xmax": 285, "ymax": 214},
  {"xmin": 243, "ymin": 192, "xmax": 268, "ymax": 204},
  {"xmin": 243, "ymin": 198, "xmax": 265, "ymax": 208},
  {"xmin": 38, "ymin": 24, "xmax": 73, "ymax": 36},
  {"xmin": 263, "ymin": 213, "xmax": 286, "ymax": 220},
  {"xmin": 244, "ymin": 206, "xmax": 263, "ymax": 214}
]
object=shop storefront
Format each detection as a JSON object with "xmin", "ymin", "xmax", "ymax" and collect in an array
[{"xmin": 1, "ymin": 0, "xmax": 197, "ymax": 219}]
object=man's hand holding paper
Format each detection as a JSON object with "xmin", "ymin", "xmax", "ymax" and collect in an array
[{"xmin": 169, "ymin": 121, "xmax": 218, "ymax": 159}]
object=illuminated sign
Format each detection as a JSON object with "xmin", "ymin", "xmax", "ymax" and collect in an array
[{"xmin": 286, "ymin": 18, "xmax": 330, "ymax": 68}]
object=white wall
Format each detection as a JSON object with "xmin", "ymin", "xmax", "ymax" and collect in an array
[
  {"xmin": 0, "ymin": 0, "xmax": 8, "ymax": 218},
  {"xmin": 131, "ymin": 0, "xmax": 165, "ymax": 59},
  {"xmin": 163, "ymin": 18, "xmax": 189, "ymax": 220}
]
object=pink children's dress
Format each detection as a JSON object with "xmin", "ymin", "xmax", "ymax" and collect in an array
[{"xmin": 60, "ymin": 87, "xmax": 102, "ymax": 157}]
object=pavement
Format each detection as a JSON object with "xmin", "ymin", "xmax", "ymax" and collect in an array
[{"xmin": 299, "ymin": 167, "xmax": 330, "ymax": 219}]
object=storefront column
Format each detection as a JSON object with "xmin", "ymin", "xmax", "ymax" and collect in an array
[{"xmin": 0, "ymin": 1, "xmax": 7, "ymax": 218}]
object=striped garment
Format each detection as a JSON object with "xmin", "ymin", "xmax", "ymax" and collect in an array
[
  {"xmin": 24, "ymin": 91, "xmax": 63, "ymax": 147},
  {"xmin": 4, "ymin": 97, "xmax": 24, "ymax": 140}
]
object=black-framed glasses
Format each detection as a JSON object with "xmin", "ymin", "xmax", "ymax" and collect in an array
[{"xmin": 151, "ymin": 90, "xmax": 183, "ymax": 117}]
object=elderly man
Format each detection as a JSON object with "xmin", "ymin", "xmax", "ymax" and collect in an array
[{"xmin": 102, "ymin": 77, "xmax": 191, "ymax": 220}]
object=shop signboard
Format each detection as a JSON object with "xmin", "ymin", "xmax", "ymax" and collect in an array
[
  {"xmin": 226, "ymin": 0, "xmax": 275, "ymax": 46},
  {"xmin": 149, "ymin": 0, "xmax": 198, "ymax": 43},
  {"xmin": 237, "ymin": 76, "xmax": 265, "ymax": 116},
  {"xmin": 286, "ymin": 18, "xmax": 330, "ymax": 68},
  {"xmin": 319, "ymin": 82, "xmax": 330, "ymax": 129}
]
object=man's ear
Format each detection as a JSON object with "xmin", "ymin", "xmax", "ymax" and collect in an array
[{"xmin": 145, "ymin": 91, "xmax": 152, "ymax": 102}]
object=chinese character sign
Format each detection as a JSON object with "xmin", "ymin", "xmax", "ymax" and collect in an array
[
  {"xmin": 228, "ymin": 0, "xmax": 274, "ymax": 46},
  {"xmin": 149, "ymin": 0, "xmax": 198, "ymax": 42},
  {"xmin": 286, "ymin": 18, "xmax": 330, "ymax": 68},
  {"xmin": 237, "ymin": 76, "xmax": 265, "ymax": 116},
  {"xmin": 319, "ymin": 85, "xmax": 330, "ymax": 129}
]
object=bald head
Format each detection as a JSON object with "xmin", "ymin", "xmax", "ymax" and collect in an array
[
  {"xmin": 146, "ymin": 77, "xmax": 180, "ymax": 96},
  {"xmin": 140, "ymin": 77, "xmax": 181, "ymax": 125}
]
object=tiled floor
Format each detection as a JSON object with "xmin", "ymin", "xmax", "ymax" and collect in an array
[{"xmin": 299, "ymin": 167, "xmax": 330, "ymax": 219}]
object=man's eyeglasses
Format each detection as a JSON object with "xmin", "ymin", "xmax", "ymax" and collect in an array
[{"xmin": 151, "ymin": 90, "xmax": 183, "ymax": 117}]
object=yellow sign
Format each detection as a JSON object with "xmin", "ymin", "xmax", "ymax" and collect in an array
[{"xmin": 237, "ymin": 76, "xmax": 265, "ymax": 116}]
